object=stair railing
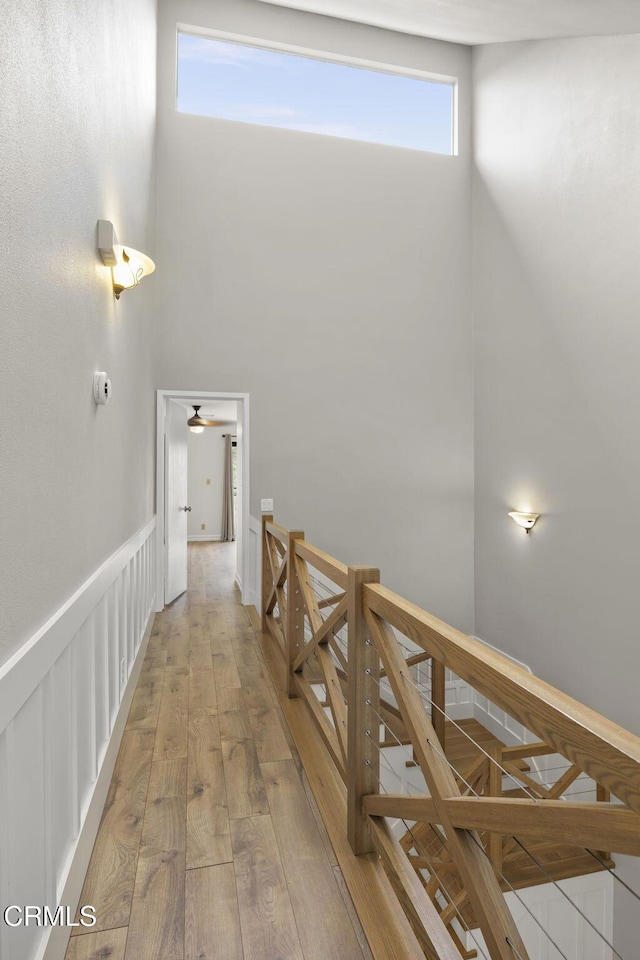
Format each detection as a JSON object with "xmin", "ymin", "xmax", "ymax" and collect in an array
[{"xmin": 261, "ymin": 515, "xmax": 640, "ymax": 960}]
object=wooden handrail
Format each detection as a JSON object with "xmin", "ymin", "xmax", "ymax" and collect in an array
[
  {"xmin": 364, "ymin": 581, "xmax": 640, "ymax": 815},
  {"xmin": 294, "ymin": 539, "xmax": 349, "ymax": 589},
  {"xmin": 264, "ymin": 518, "xmax": 289, "ymax": 544}
]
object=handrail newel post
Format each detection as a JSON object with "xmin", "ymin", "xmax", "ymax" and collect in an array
[
  {"xmin": 261, "ymin": 513, "xmax": 274, "ymax": 632},
  {"xmin": 347, "ymin": 565, "xmax": 380, "ymax": 856},
  {"xmin": 286, "ymin": 530, "xmax": 305, "ymax": 698}
]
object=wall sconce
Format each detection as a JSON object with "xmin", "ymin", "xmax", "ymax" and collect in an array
[
  {"xmin": 509, "ymin": 511, "xmax": 540, "ymax": 534},
  {"xmin": 97, "ymin": 220, "xmax": 155, "ymax": 299}
]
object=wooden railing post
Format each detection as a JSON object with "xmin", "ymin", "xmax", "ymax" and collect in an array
[
  {"xmin": 348, "ymin": 565, "xmax": 380, "ymax": 855},
  {"xmin": 431, "ymin": 657, "xmax": 446, "ymax": 749},
  {"xmin": 488, "ymin": 744, "xmax": 504, "ymax": 876},
  {"xmin": 286, "ymin": 530, "xmax": 305, "ymax": 698},
  {"xmin": 261, "ymin": 514, "xmax": 274, "ymax": 632},
  {"xmin": 597, "ymin": 782, "xmax": 611, "ymax": 861}
]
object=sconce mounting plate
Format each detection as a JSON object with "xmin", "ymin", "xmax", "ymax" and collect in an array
[{"xmin": 97, "ymin": 220, "xmax": 118, "ymax": 266}]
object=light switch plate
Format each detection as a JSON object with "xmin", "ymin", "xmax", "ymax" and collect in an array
[{"xmin": 261, "ymin": 498, "xmax": 274, "ymax": 512}]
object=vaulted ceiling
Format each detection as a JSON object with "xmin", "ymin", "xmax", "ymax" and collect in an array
[{"xmin": 257, "ymin": 0, "xmax": 640, "ymax": 45}]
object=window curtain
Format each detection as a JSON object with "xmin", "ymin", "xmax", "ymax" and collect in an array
[{"xmin": 221, "ymin": 434, "xmax": 236, "ymax": 542}]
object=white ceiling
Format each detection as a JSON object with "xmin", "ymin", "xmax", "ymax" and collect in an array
[{"xmin": 257, "ymin": 0, "xmax": 640, "ymax": 45}]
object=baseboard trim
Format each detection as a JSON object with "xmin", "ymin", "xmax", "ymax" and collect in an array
[
  {"xmin": 41, "ymin": 610, "xmax": 155, "ymax": 960},
  {"xmin": 187, "ymin": 534, "xmax": 222, "ymax": 542}
]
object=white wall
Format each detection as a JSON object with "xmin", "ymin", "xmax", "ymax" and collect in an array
[
  {"xmin": 472, "ymin": 33, "xmax": 640, "ymax": 731},
  {"xmin": 155, "ymin": 0, "xmax": 474, "ymax": 632},
  {"xmin": 472, "ymin": 34, "xmax": 640, "ymax": 954},
  {"xmin": 187, "ymin": 425, "xmax": 235, "ymax": 539},
  {"xmin": 0, "ymin": 0, "xmax": 158, "ymax": 669}
]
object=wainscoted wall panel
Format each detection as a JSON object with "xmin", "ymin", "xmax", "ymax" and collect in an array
[
  {"xmin": 0, "ymin": 519, "xmax": 156, "ymax": 960},
  {"xmin": 246, "ymin": 515, "xmax": 263, "ymax": 610}
]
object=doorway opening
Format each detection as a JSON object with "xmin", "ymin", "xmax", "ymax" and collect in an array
[{"xmin": 155, "ymin": 390, "xmax": 250, "ymax": 610}]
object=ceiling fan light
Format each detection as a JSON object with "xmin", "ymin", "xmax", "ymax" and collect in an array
[
  {"xmin": 187, "ymin": 404, "xmax": 208, "ymax": 430},
  {"xmin": 186, "ymin": 404, "xmax": 235, "ymax": 431}
]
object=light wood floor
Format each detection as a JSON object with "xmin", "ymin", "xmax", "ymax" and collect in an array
[{"xmin": 66, "ymin": 542, "xmax": 372, "ymax": 960}]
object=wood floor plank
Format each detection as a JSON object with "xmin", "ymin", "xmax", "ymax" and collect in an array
[
  {"xmin": 219, "ymin": 688, "xmax": 269, "ymax": 819},
  {"xmin": 300, "ymin": 770, "xmax": 338, "ymax": 866},
  {"xmin": 139, "ymin": 648, "xmax": 168, "ymax": 672},
  {"xmin": 124, "ymin": 758, "xmax": 186, "ymax": 960},
  {"xmin": 65, "ymin": 927, "xmax": 128, "ymax": 960},
  {"xmin": 189, "ymin": 605, "xmax": 210, "ymax": 635},
  {"xmin": 237, "ymin": 660, "xmax": 292, "ymax": 763},
  {"xmin": 230, "ymin": 629, "xmax": 261, "ymax": 668},
  {"xmin": 185, "ymin": 864, "xmax": 243, "ymax": 960},
  {"xmin": 207, "ymin": 574, "xmax": 230, "ymax": 602},
  {"xmin": 73, "ymin": 729, "xmax": 155, "ymax": 934},
  {"xmin": 211, "ymin": 630, "xmax": 242, "ymax": 694},
  {"xmin": 332, "ymin": 865, "xmax": 375, "ymax": 960},
  {"xmin": 126, "ymin": 668, "xmax": 164, "ymax": 730},
  {"xmin": 166, "ymin": 625, "xmax": 190, "ymax": 669},
  {"xmin": 154, "ymin": 667, "xmax": 188, "ymax": 761},
  {"xmin": 262, "ymin": 759, "xmax": 365, "ymax": 960},
  {"xmin": 208, "ymin": 606, "xmax": 230, "ymax": 646},
  {"xmin": 231, "ymin": 815, "xmax": 304, "ymax": 960},
  {"xmin": 225, "ymin": 602, "xmax": 253, "ymax": 631},
  {"xmin": 226, "ymin": 607, "xmax": 260, "ymax": 667},
  {"xmin": 191, "ymin": 641, "xmax": 214, "ymax": 671},
  {"xmin": 189, "ymin": 582, "xmax": 208, "ymax": 604},
  {"xmin": 189, "ymin": 665, "xmax": 217, "ymax": 710},
  {"xmin": 187, "ymin": 708, "xmax": 232, "ymax": 869}
]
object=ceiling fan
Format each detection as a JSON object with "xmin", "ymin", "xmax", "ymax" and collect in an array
[{"xmin": 187, "ymin": 405, "xmax": 235, "ymax": 434}]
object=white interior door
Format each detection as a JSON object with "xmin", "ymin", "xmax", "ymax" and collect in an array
[{"xmin": 165, "ymin": 399, "xmax": 188, "ymax": 603}]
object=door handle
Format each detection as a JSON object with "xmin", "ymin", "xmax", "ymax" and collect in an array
[{"xmin": 181, "ymin": 506, "xmax": 192, "ymax": 512}]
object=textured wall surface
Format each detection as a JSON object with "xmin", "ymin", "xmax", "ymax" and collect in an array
[
  {"xmin": 473, "ymin": 34, "xmax": 640, "ymax": 729},
  {"xmin": 155, "ymin": 0, "xmax": 475, "ymax": 631},
  {"xmin": 0, "ymin": 0, "xmax": 157, "ymax": 666}
]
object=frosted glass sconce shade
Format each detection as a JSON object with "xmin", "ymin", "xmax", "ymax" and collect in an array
[
  {"xmin": 508, "ymin": 511, "xmax": 540, "ymax": 533},
  {"xmin": 97, "ymin": 220, "xmax": 155, "ymax": 299}
]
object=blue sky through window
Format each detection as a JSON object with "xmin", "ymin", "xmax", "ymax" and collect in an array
[{"xmin": 177, "ymin": 33, "xmax": 454, "ymax": 155}]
